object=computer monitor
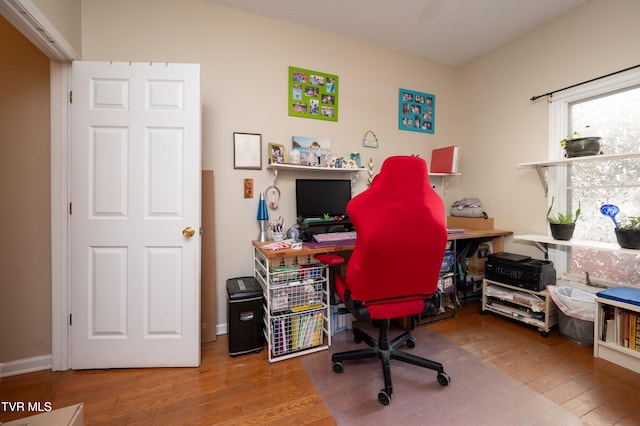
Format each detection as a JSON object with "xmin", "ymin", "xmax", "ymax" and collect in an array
[{"xmin": 295, "ymin": 179, "xmax": 351, "ymax": 219}]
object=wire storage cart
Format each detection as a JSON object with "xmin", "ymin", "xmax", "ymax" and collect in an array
[
  {"xmin": 254, "ymin": 245, "xmax": 331, "ymax": 363},
  {"xmin": 418, "ymin": 240, "xmax": 458, "ymax": 324}
]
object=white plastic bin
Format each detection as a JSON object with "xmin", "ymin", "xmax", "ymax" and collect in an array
[{"xmin": 548, "ymin": 286, "xmax": 596, "ymax": 346}]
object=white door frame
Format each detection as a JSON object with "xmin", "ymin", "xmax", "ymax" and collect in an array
[{"xmin": 2, "ymin": 0, "xmax": 80, "ymax": 371}]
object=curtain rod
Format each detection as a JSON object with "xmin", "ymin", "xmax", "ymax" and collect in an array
[{"xmin": 530, "ymin": 64, "xmax": 640, "ymax": 102}]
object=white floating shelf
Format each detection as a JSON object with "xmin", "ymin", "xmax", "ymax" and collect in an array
[
  {"xmin": 517, "ymin": 152, "xmax": 640, "ymax": 168},
  {"xmin": 266, "ymin": 163, "xmax": 365, "ymax": 172},
  {"xmin": 514, "ymin": 234, "xmax": 639, "ymax": 256}
]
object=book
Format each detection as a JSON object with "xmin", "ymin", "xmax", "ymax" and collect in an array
[
  {"xmin": 636, "ymin": 315, "xmax": 640, "ymax": 351},
  {"xmin": 447, "ymin": 228, "xmax": 465, "ymax": 234},
  {"xmin": 629, "ymin": 312, "xmax": 636, "ymax": 350},
  {"xmin": 430, "ymin": 145, "xmax": 459, "ymax": 173}
]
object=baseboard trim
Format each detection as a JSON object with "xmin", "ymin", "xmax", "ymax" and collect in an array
[
  {"xmin": 216, "ymin": 323, "xmax": 228, "ymax": 336},
  {"xmin": 1, "ymin": 354, "xmax": 52, "ymax": 378}
]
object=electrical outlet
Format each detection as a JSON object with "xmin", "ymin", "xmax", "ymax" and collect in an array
[{"xmin": 244, "ymin": 178, "xmax": 254, "ymax": 198}]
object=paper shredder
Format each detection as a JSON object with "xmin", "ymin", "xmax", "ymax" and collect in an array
[{"xmin": 226, "ymin": 276, "xmax": 264, "ymax": 356}]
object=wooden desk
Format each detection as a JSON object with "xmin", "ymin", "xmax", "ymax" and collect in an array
[
  {"xmin": 446, "ymin": 229, "xmax": 513, "ymax": 252},
  {"xmin": 252, "ymin": 240, "xmax": 355, "ymax": 259},
  {"xmin": 253, "ymin": 229, "xmax": 513, "ymax": 334},
  {"xmin": 253, "ymin": 229, "xmax": 512, "ymax": 257}
]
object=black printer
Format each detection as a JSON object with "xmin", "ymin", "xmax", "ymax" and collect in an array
[{"xmin": 485, "ymin": 252, "xmax": 556, "ymax": 291}]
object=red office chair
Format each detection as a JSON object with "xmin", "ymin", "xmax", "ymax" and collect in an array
[{"xmin": 316, "ymin": 156, "xmax": 450, "ymax": 405}]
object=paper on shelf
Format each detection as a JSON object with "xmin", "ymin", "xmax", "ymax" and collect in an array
[
  {"xmin": 262, "ymin": 239, "xmax": 295, "ymax": 250},
  {"xmin": 486, "ymin": 285, "xmax": 544, "ymax": 312}
]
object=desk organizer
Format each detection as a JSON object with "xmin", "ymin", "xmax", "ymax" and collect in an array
[{"xmin": 254, "ymin": 246, "xmax": 331, "ymax": 362}]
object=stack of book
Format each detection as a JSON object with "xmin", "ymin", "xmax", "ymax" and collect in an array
[
  {"xmin": 602, "ymin": 306, "xmax": 640, "ymax": 351},
  {"xmin": 430, "ymin": 145, "xmax": 459, "ymax": 173},
  {"xmin": 271, "ymin": 309, "xmax": 324, "ymax": 356}
]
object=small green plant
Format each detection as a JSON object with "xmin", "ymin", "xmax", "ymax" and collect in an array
[
  {"xmin": 560, "ymin": 125, "xmax": 591, "ymax": 148},
  {"xmin": 547, "ymin": 196, "xmax": 580, "ymax": 224},
  {"xmin": 618, "ymin": 216, "xmax": 640, "ymax": 231}
]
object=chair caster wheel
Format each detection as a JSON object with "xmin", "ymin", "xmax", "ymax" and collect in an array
[
  {"xmin": 437, "ymin": 371, "xmax": 451, "ymax": 386},
  {"xmin": 406, "ymin": 337, "xmax": 417, "ymax": 348},
  {"xmin": 332, "ymin": 361, "xmax": 344, "ymax": 373},
  {"xmin": 377, "ymin": 390, "xmax": 391, "ymax": 405}
]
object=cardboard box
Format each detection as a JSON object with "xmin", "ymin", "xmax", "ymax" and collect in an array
[
  {"xmin": 4, "ymin": 403, "xmax": 83, "ymax": 426},
  {"xmin": 447, "ymin": 216, "xmax": 494, "ymax": 230},
  {"xmin": 467, "ymin": 243, "xmax": 491, "ymax": 274}
]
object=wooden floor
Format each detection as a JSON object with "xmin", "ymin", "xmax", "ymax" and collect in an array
[{"xmin": 1, "ymin": 300, "xmax": 639, "ymax": 425}]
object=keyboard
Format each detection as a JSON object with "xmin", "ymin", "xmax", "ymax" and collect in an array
[{"xmin": 312, "ymin": 231, "xmax": 357, "ymax": 242}]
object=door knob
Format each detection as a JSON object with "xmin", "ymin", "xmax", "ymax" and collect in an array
[{"xmin": 182, "ymin": 226, "xmax": 196, "ymax": 238}]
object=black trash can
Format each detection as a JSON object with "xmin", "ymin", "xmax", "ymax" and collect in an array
[{"xmin": 226, "ymin": 276, "xmax": 264, "ymax": 356}]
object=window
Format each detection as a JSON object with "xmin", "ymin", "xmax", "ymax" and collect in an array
[{"xmin": 548, "ymin": 69, "xmax": 640, "ymax": 286}]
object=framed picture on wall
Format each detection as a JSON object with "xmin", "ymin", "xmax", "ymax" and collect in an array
[
  {"xmin": 288, "ymin": 66, "xmax": 339, "ymax": 122},
  {"xmin": 233, "ymin": 132, "xmax": 262, "ymax": 169},
  {"xmin": 398, "ymin": 88, "xmax": 435, "ymax": 134}
]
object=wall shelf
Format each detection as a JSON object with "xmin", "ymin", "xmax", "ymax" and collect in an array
[
  {"xmin": 517, "ymin": 151, "xmax": 640, "ymax": 195},
  {"xmin": 514, "ymin": 234, "xmax": 639, "ymax": 258},
  {"xmin": 428, "ymin": 172, "xmax": 461, "ymax": 177},
  {"xmin": 266, "ymin": 163, "xmax": 365, "ymax": 173},
  {"xmin": 266, "ymin": 163, "xmax": 366, "ymax": 186},
  {"xmin": 428, "ymin": 173, "xmax": 460, "ymax": 194}
]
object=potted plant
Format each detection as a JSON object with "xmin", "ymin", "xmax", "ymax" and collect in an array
[
  {"xmin": 615, "ymin": 216, "xmax": 640, "ymax": 249},
  {"xmin": 547, "ymin": 196, "xmax": 580, "ymax": 240},
  {"xmin": 560, "ymin": 125, "xmax": 601, "ymax": 158}
]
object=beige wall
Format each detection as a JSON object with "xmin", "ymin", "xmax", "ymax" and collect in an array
[
  {"xmin": 457, "ymin": 0, "xmax": 640, "ymax": 257},
  {"xmin": 3, "ymin": 0, "xmax": 640, "ymax": 365},
  {"xmin": 80, "ymin": 0, "xmax": 462, "ymax": 329},
  {"xmin": 0, "ymin": 15, "xmax": 51, "ymax": 363},
  {"xmin": 32, "ymin": 0, "xmax": 82, "ymax": 54}
]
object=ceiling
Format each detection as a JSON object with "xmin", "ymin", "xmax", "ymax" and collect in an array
[{"xmin": 207, "ymin": 0, "xmax": 586, "ymax": 65}]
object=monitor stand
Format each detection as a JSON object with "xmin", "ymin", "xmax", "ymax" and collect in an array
[{"xmin": 297, "ymin": 217, "xmax": 353, "ymax": 242}]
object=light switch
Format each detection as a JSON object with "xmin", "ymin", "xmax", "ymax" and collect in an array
[{"xmin": 244, "ymin": 178, "xmax": 254, "ymax": 198}]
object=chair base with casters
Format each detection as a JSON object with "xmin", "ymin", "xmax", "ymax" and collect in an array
[
  {"xmin": 316, "ymin": 253, "xmax": 451, "ymax": 405},
  {"xmin": 332, "ymin": 317, "xmax": 451, "ymax": 405}
]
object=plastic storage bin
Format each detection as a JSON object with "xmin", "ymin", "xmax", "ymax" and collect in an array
[
  {"xmin": 226, "ymin": 276, "xmax": 264, "ymax": 356},
  {"xmin": 548, "ymin": 286, "xmax": 596, "ymax": 346}
]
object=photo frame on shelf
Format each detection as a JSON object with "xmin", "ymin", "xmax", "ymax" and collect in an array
[
  {"xmin": 268, "ymin": 143, "xmax": 287, "ymax": 164},
  {"xmin": 233, "ymin": 132, "xmax": 262, "ymax": 170},
  {"xmin": 292, "ymin": 135, "xmax": 331, "ymax": 166},
  {"xmin": 288, "ymin": 66, "xmax": 339, "ymax": 122},
  {"xmin": 398, "ymin": 88, "xmax": 435, "ymax": 134}
]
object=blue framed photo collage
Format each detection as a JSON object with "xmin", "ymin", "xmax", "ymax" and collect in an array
[{"xmin": 399, "ymin": 88, "xmax": 435, "ymax": 134}]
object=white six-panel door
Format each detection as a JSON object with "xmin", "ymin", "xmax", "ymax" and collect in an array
[{"xmin": 70, "ymin": 61, "xmax": 201, "ymax": 368}]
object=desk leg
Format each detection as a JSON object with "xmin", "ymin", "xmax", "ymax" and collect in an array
[{"xmin": 491, "ymin": 236, "xmax": 505, "ymax": 253}]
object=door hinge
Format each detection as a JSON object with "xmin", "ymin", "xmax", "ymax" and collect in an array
[
  {"xmin": 69, "ymin": 313, "xmax": 72, "ymax": 326},
  {"xmin": 69, "ymin": 90, "xmax": 72, "ymax": 104},
  {"xmin": 69, "ymin": 202, "xmax": 72, "ymax": 215}
]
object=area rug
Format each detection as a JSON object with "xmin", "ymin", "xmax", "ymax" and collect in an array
[{"xmin": 302, "ymin": 324, "xmax": 581, "ymax": 426}]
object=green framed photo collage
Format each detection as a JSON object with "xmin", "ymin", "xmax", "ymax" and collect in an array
[{"xmin": 288, "ymin": 66, "xmax": 338, "ymax": 122}]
